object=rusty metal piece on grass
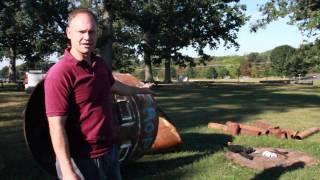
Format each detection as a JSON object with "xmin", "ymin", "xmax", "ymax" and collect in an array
[
  {"xmin": 226, "ymin": 121, "xmax": 240, "ymax": 135},
  {"xmin": 268, "ymin": 128, "xmax": 287, "ymax": 139},
  {"xmin": 282, "ymin": 129, "xmax": 299, "ymax": 139},
  {"xmin": 239, "ymin": 124, "xmax": 269, "ymax": 135},
  {"xmin": 208, "ymin": 122, "xmax": 228, "ymax": 132},
  {"xmin": 295, "ymin": 127, "xmax": 320, "ymax": 140},
  {"xmin": 240, "ymin": 128, "xmax": 262, "ymax": 136},
  {"xmin": 209, "ymin": 120, "xmax": 320, "ymax": 140},
  {"xmin": 254, "ymin": 120, "xmax": 278, "ymax": 129}
]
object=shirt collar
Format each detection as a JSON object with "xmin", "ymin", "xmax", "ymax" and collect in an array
[{"xmin": 63, "ymin": 48, "xmax": 97, "ymax": 66}]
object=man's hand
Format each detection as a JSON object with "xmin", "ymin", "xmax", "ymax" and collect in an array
[
  {"xmin": 141, "ymin": 82, "xmax": 155, "ymax": 89},
  {"xmin": 112, "ymin": 80, "xmax": 156, "ymax": 96},
  {"xmin": 62, "ymin": 170, "xmax": 82, "ymax": 180}
]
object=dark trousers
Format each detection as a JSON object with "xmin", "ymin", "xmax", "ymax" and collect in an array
[{"xmin": 56, "ymin": 146, "xmax": 122, "ymax": 180}]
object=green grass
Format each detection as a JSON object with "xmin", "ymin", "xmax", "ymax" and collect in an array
[{"xmin": 1, "ymin": 83, "xmax": 320, "ymax": 179}]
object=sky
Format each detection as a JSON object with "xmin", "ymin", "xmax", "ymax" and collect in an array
[
  {"xmin": 0, "ymin": 0, "xmax": 317, "ymax": 69},
  {"xmin": 181, "ymin": 0, "xmax": 316, "ymax": 57}
]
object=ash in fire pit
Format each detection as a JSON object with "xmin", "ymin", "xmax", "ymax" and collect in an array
[{"xmin": 225, "ymin": 146, "xmax": 318, "ymax": 170}]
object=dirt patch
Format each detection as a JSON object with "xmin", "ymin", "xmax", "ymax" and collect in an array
[{"xmin": 225, "ymin": 147, "xmax": 318, "ymax": 170}]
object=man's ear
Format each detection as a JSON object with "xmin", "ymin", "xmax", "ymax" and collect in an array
[{"xmin": 66, "ymin": 27, "xmax": 71, "ymax": 39}]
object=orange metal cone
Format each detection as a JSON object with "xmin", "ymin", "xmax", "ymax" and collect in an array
[{"xmin": 151, "ymin": 116, "xmax": 182, "ymax": 151}]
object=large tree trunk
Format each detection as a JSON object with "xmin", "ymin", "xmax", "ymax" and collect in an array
[
  {"xmin": 164, "ymin": 58, "xmax": 172, "ymax": 83},
  {"xmin": 99, "ymin": 3, "xmax": 113, "ymax": 70},
  {"xmin": 9, "ymin": 47, "xmax": 17, "ymax": 82},
  {"xmin": 144, "ymin": 49, "xmax": 154, "ymax": 82},
  {"xmin": 143, "ymin": 32, "xmax": 154, "ymax": 82}
]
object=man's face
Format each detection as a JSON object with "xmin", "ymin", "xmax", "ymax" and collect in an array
[{"xmin": 66, "ymin": 13, "xmax": 97, "ymax": 56}]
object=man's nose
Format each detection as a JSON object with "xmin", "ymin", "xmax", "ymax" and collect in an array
[{"xmin": 84, "ymin": 32, "xmax": 90, "ymax": 40}]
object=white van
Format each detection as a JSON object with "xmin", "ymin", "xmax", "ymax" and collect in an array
[{"xmin": 24, "ymin": 70, "xmax": 46, "ymax": 92}]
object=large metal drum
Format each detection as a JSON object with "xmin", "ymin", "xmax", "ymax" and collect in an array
[{"xmin": 24, "ymin": 73, "xmax": 158, "ymax": 176}]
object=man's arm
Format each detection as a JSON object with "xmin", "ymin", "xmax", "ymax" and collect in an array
[
  {"xmin": 48, "ymin": 116, "xmax": 80, "ymax": 180},
  {"xmin": 111, "ymin": 80, "xmax": 154, "ymax": 96}
]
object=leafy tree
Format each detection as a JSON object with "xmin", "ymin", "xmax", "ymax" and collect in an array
[
  {"xmin": 0, "ymin": 1, "xmax": 69, "ymax": 82},
  {"xmin": 250, "ymin": 65, "xmax": 258, "ymax": 78},
  {"xmin": 225, "ymin": 65, "xmax": 239, "ymax": 79},
  {"xmin": 239, "ymin": 59, "xmax": 252, "ymax": 76},
  {"xmin": 205, "ymin": 67, "xmax": 218, "ymax": 79},
  {"xmin": 286, "ymin": 54, "xmax": 309, "ymax": 77},
  {"xmin": 252, "ymin": 0, "xmax": 320, "ymax": 36},
  {"xmin": 216, "ymin": 67, "xmax": 229, "ymax": 78},
  {"xmin": 185, "ymin": 67, "xmax": 196, "ymax": 78},
  {"xmin": 297, "ymin": 39, "xmax": 320, "ymax": 73},
  {"xmin": 270, "ymin": 45, "xmax": 296, "ymax": 77},
  {"xmin": 115, "ymin": 0, "xmax": 248, "ymax": 82},
  {"xmin": 0, "ymin": 66, "xmax": 9, "ymax": 78}
]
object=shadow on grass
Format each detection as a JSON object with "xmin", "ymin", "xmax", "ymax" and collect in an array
[
  {"xmin": 0, "ymin": 124, "xmax": 53, "ymax": 180},
  {"xmin": 250, "ymin": 161, "xmax": 305, "ymax": 180},
  {"xmin": 122, "ymin": 132, "xmax": 232, "ymax": 180},
  {"xmin": 155, "ymin": 83, "xmax": 320, "ymax": 130}
]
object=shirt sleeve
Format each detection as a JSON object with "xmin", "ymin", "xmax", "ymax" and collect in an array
[{"xmin": 44, "ymin": 67, "xmax": 71, "ymax": 117}]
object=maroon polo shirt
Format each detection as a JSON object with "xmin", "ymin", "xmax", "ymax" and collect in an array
[{"xmin": 45, "ymin": 48, "xmax": 115, "ymax": 158}]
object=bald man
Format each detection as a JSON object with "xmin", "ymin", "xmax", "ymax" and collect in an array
[{"xmin": 45, "ymin": 8, "xmax": 153, "ymax": 180}]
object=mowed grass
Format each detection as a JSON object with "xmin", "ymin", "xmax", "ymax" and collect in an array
[{"xmin": 1, "ymin": 83, "xmax": 320, "ymax": 180}]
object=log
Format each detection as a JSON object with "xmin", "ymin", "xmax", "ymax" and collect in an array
[
  {"xmin": 295, "ymin": 127, "xmax": 320, "ymax": 140},
  {"xmin": 208, "ymin": 122, "xmax": 228, "ymax": 132}
]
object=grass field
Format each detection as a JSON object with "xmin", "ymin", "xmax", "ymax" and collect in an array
[{"xmin": 0, "ymin": 82, "xmax": 320, "ymax": 180}]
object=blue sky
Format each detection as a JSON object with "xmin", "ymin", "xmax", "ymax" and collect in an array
[
  {"xmin": 0, "ymin": 0, "xmax": 317, "ymax": 69},
  {"xmin": 181, "ymin": 0, "xmax": 316, "ymax": 57}
]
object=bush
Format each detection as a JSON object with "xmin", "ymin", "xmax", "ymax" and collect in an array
[{"xmin": 205, "ymin": 67, "xmax": 218, "ymax": 79}]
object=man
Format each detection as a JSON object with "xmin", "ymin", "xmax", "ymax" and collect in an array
[{"xmin": 44, "ymin": 8, "xmax": 153, "ymax": 180}]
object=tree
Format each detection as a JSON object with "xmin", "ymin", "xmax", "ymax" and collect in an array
[
  {"xmin": 297, "ymin": 39, "xmax": 320, "ymax": 73},
  {"xmin": 0, "ymin": 66, "xmax": 9, "ymax": 78},
  {"xmin": 205, "ymin": 67, "xmax": 218, "ymax": 79},
  {"xmin": 239, "ymin": 59, "xmax": 252, "ymax": 76},
  {"xmin": 270, "ymin": 45, "xmax": 296, "ymax": 77},
  {"xmin": 156, "ymin": 0, "xmax": 248, "ymax": 83},
  {"xmin": 286, "ymin": 54, "xmax": 309, "ymax": 77},
  {"xmin": 252, "ymin": 0, "xmax": 320, "ymax": 36},
  {"xmin": 0, "ymin": 1, "xmax": 69, "ymax": 82},
  {"xmin": 217, "ymin": 67, "xmax": 229, "ymax": 78},
  {"xmin": 115, "ymin": 0, "xmax": 248, "ymax": 82}
]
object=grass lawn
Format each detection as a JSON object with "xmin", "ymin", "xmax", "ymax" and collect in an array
[{"xmin": 1, "ymin": 82, "xmax": 320, "ymax": 180}]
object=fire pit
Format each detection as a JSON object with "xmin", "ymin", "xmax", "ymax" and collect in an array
[{"xmin": 225, "ymin": 146, "xmax": 318, "ymax": 170}]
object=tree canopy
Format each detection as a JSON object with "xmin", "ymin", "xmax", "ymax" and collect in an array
[
  {"xmin": 0, "ymin": 0, "xmax": 68, "ymax": 81},
  {"xmin": 115, "ymin": 0, "xmax": 248, "ymax": 82},
  {"xmin": 270, "ymin": 45, "xmax": 296, "ymax": 77},
  {"xmin": 1, "ymin": 0, "xmax": 248, "ymax": 83},
  {"xmin": 252, "ymin": 0, "xmax": 320, "ymax": 36}
]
